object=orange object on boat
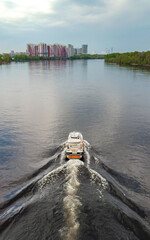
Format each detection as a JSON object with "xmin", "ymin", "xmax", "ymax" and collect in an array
[{"xmin": 67, "ymin": 155, "xmax": 82, "ymax": 159}]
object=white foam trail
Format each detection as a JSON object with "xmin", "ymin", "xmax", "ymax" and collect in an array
[
  {"xmin": 88, "ymin": 168, "xmax": 108, "ymax": 200},
  {"xmin": 94, "ymin": 156, "xmax": 100, "ymax": 165},
  {"xmin": 60, "ymin": 147, "xmax": 67, "ymax": 165},
  {"xmin": 83, "ymin": 140, "xmax": 91, "ymax": 168},
  {"xmin": 60, "ymin": 159, "xmax": 83, "ymax": 240},
  {"xmin": 88, "ymin": 168, "xmax": 108, "ymax": 188},
  {"xmin": 38, "ymin": 163, "xmax": 68, "ymax": 190},
  {"xmin": 84, "ymin": 147, "xmax": 90, "ymax": 168}
]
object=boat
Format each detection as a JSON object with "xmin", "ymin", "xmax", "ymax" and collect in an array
[{"xmin": 65, "ymin": 132, "xmax": 84, "ymax": 160}]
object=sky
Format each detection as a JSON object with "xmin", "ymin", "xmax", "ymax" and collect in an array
[{"xmin": 0, "ymin": 0, "xmax": 150, "ymax": 53}]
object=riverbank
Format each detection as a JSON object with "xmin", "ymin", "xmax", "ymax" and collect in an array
[
  {"xmin": 0, "ymin": 54, "xmax": 105, "ymax": 65},
  {"xmin": 69, "ymin": 54, "xmax": 104, "ymax": 59},
  {"xmin": 14, "ymin": 54, "xmax": 104, "ymax": 61},
  {"xmin": 0, "ymin": 54, "xmax": 11, "ymax": 64},
  {"xmin": 105, "ymin": 51, "xmax": 150, "ymax": 68}
]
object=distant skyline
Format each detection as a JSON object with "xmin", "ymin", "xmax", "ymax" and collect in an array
[{"xmin": 1, "ymin": 0, "xmax": 150, "ymax": 54}]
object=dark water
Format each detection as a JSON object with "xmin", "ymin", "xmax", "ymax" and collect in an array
[{"xmin": 0, "ymin": 60, "xmax": 150, "ymax": 240}]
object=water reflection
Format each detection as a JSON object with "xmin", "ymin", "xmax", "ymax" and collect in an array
[{"xmin": 0, "ymin": 60, "xmax": 150, "ymax": 209}]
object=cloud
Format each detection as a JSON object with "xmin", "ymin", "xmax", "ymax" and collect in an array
[
  {"xmin": 4, "ymin": 0, "xmax": 17, "ymax": 9},
  {"xmin": 0, "ymin": 0, "xmax": 54, "ymax": 23},
  {"xmin": 0, "ymin": 0, "xmax": 130, "ymax": 27},
  {"xmin": 52, "ymin": 0, "xmax": 126, "ymax": 24},
  {"xmin": 1, "ymin": 0, "xmax": 150, "ymax": 52},
  {"xmin": 1, "ymin": 0, "xmax": 150, "ymax": 30}
]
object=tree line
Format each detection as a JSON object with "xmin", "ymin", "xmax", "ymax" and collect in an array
[
  {"xmin": 0, "ymin": 54, "xmax": 11, "ymax": 64},
  {"xmin": 105, "ymin": 51, "xmax": 150, "ymax": 66},
  {"xmin": 13, "ymin": 55, "xmax": 65, "ymax": 61},
  {"xmin": 14, "ymin": 54, "xmax": 105, "ymax": 61},
  {"xmin": 0, "ymin": 54, "xmax": 105, "ymax": 64},
  {"xmin": 69, "ymin": 54, "xmax": 105, "ymax": 59}
]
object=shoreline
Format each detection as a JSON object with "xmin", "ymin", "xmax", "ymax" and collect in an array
[
  {"xmin": 104, "ymin": 51, "xmax": 150, "ymax": 69},
  {"xmin": 105, "ymin": 61, "xmax": 150, "ymax": 69},
  {"xmin": 0, "ymin": 55, "xmax": 105, "ymax": 65}
]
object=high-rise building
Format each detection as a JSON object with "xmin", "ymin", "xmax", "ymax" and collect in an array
[
  {"xmin": 58, "ymin": 45, "xmax": 62, "ymax": 57},
  {"xmin": 74, "ymin": 48, "xmax": 77, "ymax": 55},
  {"xmin": 67, "ymin": 44, "xmax": 74, "ymax": 57},
  {"xmin": 27, "ymin": 44, "xmax": 38, "ymax": 56},
  {"xmin": 61, "ymin": 46, "xmax": 67, "ymax": 57},
  {"xmin": 50, "ymin": 45, "xmax": 55, "ymax": 57},
  {"xmin": 77, "ymin": 48, "xmax": 82, "ymax": 55},
  {"xmin": 54, "ymin": 44, "xmax": 59, "ymax": 57},
  {"xmin": 27, "ymin": 43, "xmax": 86, "ymax": 57},
  {"xmin": 38, "ymin": 43, "xmax": 48, "ymax": 57},
  {"xmin": 46, "ymin": 44, "xmax": 67, "ymax": 57},
  {"xmin": 47, "ymin": 45, "xmax": 52, "ymax": 57},
  {"xmin": 33, "ymin": 45, "xmax": 38, "ymax": 56},
  {"xmin": 82, "ymin": 44, "xmax": 88, "ymax": 54}
]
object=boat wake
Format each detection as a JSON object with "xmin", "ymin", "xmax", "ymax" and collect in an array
[
  {"xmin": 0, "ymin": 135, "xmax": 150, "ymax": 240},
  {"xmin": 60, "ymin": 160, "xmax": 83, "ymax": 240}
]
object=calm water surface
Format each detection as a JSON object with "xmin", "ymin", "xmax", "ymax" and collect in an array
[{"xmin": 0, "ymin": 60, "xmax": 150, "ymax": 239}]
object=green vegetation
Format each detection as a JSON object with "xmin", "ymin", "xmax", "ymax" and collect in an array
[
  {"xmin": 13, "ymin": 55, "xmax": 64, "ymax": 61},
  {"xmin": 0, "ymin": 54, "xmax": 11, "ymax": 64},
  {"xmin": 13, "ymin": 54, "xmax": 105, "ymax": 61},
  {"xmin": 0, "ymin": 53, "xmax": 104, "ymax": 65},
  {"xmin": 69, "ymin": 54, "xmax": 105, "ymax": 60},
  {"xmin": 105, "ymin": 51, "xmax": 150, "ymax": 67}
]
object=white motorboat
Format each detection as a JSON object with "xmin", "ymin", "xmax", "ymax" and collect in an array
[{"xmin": 65, "ymin": 132, "xmax": 84, "ymax": 159}]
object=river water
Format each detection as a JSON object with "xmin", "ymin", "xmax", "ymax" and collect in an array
[{"xmin": 0, "ymin": 60, "xmax": 150, "ymax": 240}]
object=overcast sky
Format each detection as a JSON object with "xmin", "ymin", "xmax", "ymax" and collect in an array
[{"xmin": 0, "ymin": 0, "xmax": 150, "ymax": 53}]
